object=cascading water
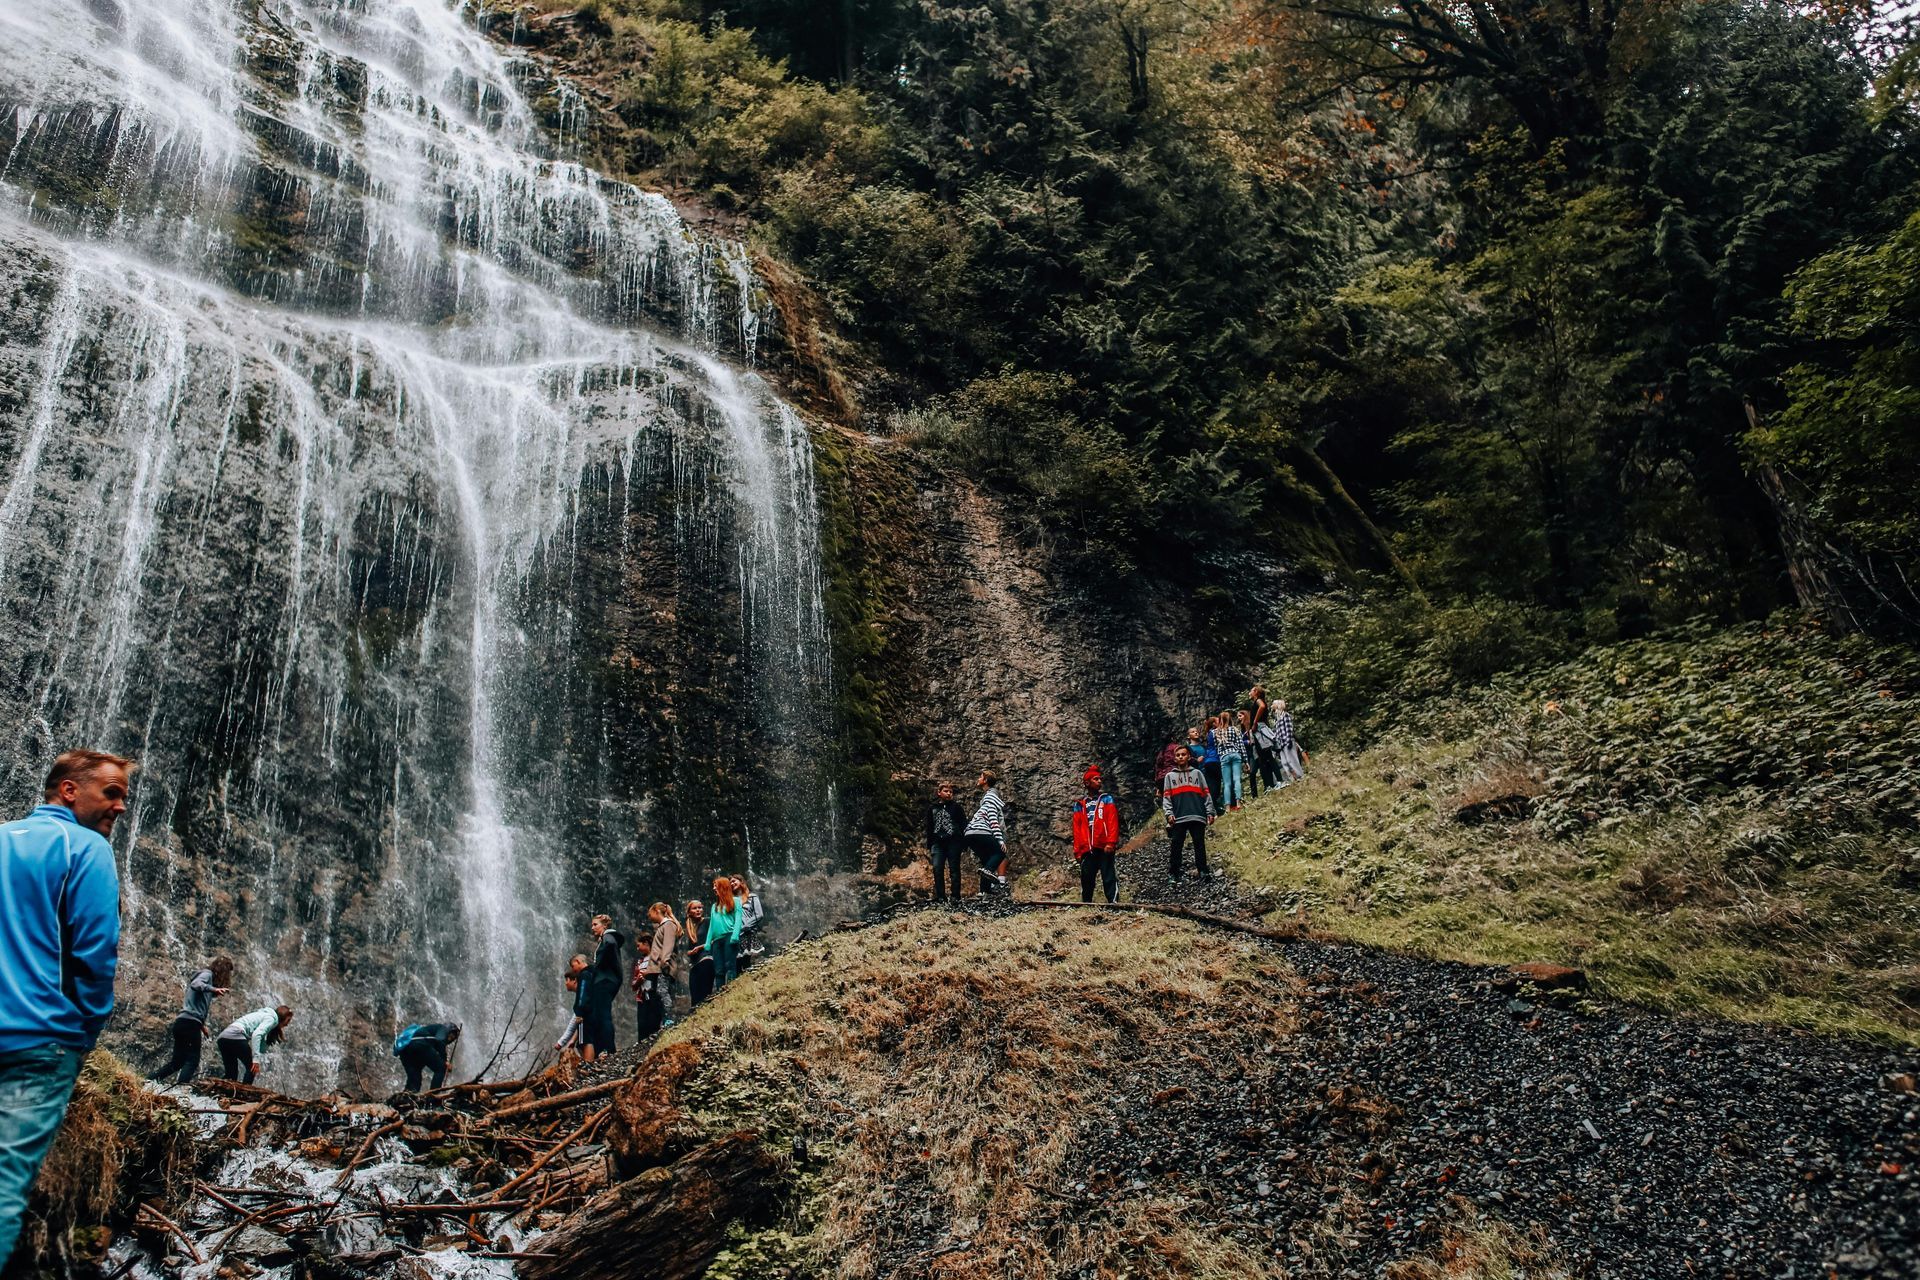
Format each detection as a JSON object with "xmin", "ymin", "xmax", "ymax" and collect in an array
[{"xmin": 0, "ymin": 0, "xmax": 834, "ymax": 1089}]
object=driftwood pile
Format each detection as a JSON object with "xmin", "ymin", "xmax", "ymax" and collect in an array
[{"xmin": 164, "ymin": 1050, "xmax": 778, "ymax": 1276}]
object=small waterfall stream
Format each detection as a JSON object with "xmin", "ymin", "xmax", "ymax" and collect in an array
[{"xmin": 0, "ymin": 0, "xmax": 834, "ymax": 1088}]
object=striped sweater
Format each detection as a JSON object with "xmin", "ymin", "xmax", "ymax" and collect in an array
[
  {"xmin": 965, "ymin": 788, "xmax": 1007, "ymax": 843},
  {"xmin": 1161, "ymin": 766, "xmax": 1216, "ymax": 825}
]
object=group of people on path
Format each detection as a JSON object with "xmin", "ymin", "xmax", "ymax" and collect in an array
[
  {"xmin": 922, "ymin": 685, "xmax": 1308, "ymax": 906},
  {"xmin": 554, "ymin": 874, "xmax": 765, "ymax": 1063}
]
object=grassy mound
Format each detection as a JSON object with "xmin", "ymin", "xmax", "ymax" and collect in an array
[
  {"xmin": 8, "ymin": 1052, "xmax": 196, "ymax": 1276},
  {"xmin": 1216, "ymin": 616, "xmax": 1920, "ymax": 1043},
  {"xmin": 650, "ymin": 908, "xmax": 1301, "ymax": 1278}
]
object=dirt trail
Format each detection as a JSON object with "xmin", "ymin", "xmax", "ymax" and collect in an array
[{"xmin": 957, "ymin": 850, "xmax": 1920, "ymax": 1279}]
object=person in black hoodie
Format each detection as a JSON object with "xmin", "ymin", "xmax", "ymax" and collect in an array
[
  {"xmin": 585, "ymin": 914, "xmax": 624, "ymax": 1061},
  {"xmin": 924, "ymin": 780, "xmax": 967, "ymax": 903}
]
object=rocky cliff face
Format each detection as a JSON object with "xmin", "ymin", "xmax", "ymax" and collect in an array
[{"xmin": 0, "ymin": 0, "xmax": 1255, "ymax": 1095}]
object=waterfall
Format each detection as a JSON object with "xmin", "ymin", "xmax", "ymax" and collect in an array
[{"xmin": 0, "ymin": 0, "xmax": 833, "ymax": 1089}]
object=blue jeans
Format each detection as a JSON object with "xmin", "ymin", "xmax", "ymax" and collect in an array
[
  {"xmin": 1219, "ymin": 755, "xmax": 1243, "ymax": 808},
  {"xmin": 0, "ymin": 1044, "xmax": 85, "ymax": 1266},
  {"xmin": 712, "ymin": 936, "xmax": 738, "ymax": 986}
]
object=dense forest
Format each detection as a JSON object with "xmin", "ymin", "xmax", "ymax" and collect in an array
[{"xmin": 510, "ymin": 0, "xmax": 1918, "ymax": 714}]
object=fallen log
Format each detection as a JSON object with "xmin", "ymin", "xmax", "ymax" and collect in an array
[
  {"xmin": 484, "ymin": 1107, "xmax": 608, "ymax": 1202},
  {"xmin": 484, "ymin": 1078, "xmax": 626, "ymax": 1124},
  {"xmin": 520, "ymin": 1133, "xmax": 782, "ymax": 1280}
]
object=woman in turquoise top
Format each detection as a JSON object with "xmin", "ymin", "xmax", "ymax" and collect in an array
[{"xmin": 708, "ymin": 876, "xmax": 741, "ymax": 986}]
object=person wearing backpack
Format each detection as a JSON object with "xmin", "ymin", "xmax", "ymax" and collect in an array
[
  {"xmin": 924, "ymin": 780, "xmax": 967, "ymax": 903},
  {"xmin": 1070, "ymin": 766, "xmax": 1122, "ymax": 905},
  {"xmin": 1250, "ymin": 686, "xmax": 1282, "ymax": 791},
  {"xmin": 147, "ymin": 956, "xmax": 232, "ymax": 1086},
  {"xmin": 394, "ymin": 1023, "xmax": 461, "ymax": 1093}
]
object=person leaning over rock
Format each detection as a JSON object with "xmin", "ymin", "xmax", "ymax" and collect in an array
[
  {"xmin": 0, "ymin": 750, "xmax": 129, "ymax": 1266},
  {"xmin": 1161, "ymin": 744, "xmax": 1216, "ymax": 882},
  {"xmin": 585, "ymin": 915, "xmax": 624, "ymax": 1061},
  {"xmin": 555, "ymin": 954, "xmax": 590, "ymax": 1054},
  {"xmin": 964, "ymin": 769, "xmax": 1010, "ymax": 895},
  {"xmin": 217, "ymin": 1004, "xmax": 293, "ymax": 1084},
  {"xmin": 148, "ymin": 955, "xmax": 232, "ymax": 1087},
  {"xmin": 394, "ymin": 1022, "xmax": 460, "ymax": 1093},
  {"xmin": 925, "ymin": 780, "xmax": 967, "ymax": 904},
  {"xmin": 1070, "ymin": 766, "xmax": 1121, "ymax": 905}
]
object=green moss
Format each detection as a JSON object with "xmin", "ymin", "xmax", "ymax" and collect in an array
[{"xmin": 1215, "ymin": 619, "xmax": 1920, "ymax": 1046}]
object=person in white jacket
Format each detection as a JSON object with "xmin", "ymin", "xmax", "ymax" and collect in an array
[{"xmin": 216, "ymin": 1004, "xmax": 293, "ymax": 1084}]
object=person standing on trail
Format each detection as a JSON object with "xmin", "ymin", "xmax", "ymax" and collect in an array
[
  {"xmin": 685, "ymin": 901, "xmax": 716, "ymax": 1007},
  {"xmin": 0, "ymin": 750, "xmax": 128, "ymax": 1266},
  {"xmin": 708, "ymin": 880, "xmax": 741, "ymax": 988},
  {"xmin": 1161, "ymin": 744, "xmax": 1216, "ymax": 881},
  {"xmin": 635, "ymin": 902, "xmax": 679, "ymax": 1038},
  {"xmin": 1214, "ymin": 710, "xmax": 1246, "ymax": 811},
  {"xmin": 1197, "ymin": 720, "xmax": 1224, "ymax": 806},
  {"xmin": 964, "ymin": 770, "xmax": 1010, "ymax": 895},
  {"xmin": 1272, "ymin": 699, "xmax": 1305, "ymax": 782},
  {"xmin": 216, "ymin": 1004, "xmax": 292, "ymax": 1084},
  {"xmin": 924, "ymin": 781, "xmax": 967, "ymax": 904},
  {"xmin": 730, "ymin": 875, "xmax": 765, "ymax": 965},
  {"xmin": 394, "ymin": 1022, "xmax": 460, "ymax": 1093},
  {"xmin": 148, "ymin": 956, "xmax": 233, "ymax": 1087},
  {"xmin": 1070, "ymin": 766, "xmax": 1121, "ymax": 905},
  {"xmin": 555, "ymin": 954, "xmax": 589, "ymax": 1054},
  {"xmin": 1250, "ymin": 686, "xmax": 1282, "ymax": 791},
  {"xmin": 585, "ymin": 915, "xmax": 624, "ymax": 1060},
  {"xmin": 1237, "ymin": 709, "xmax": 1262, "ymax": 798}
]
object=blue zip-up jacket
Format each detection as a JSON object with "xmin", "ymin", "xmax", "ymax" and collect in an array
[{"xmin": 0, "ymin": 804, "xmax": 121, "ymax": 1053}]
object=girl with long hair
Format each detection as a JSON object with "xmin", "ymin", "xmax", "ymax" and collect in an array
[{"xmin": 708, "ymin": 877, "xmax": 741, "ymax": 987}]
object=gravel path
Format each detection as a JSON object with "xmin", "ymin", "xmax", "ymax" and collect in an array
[
  {"xmin": 1063, "ymin": 849, "xmax": 1918, "ymax": 1278},
  {"xmin": 891, "ymin": 847, "xmax": 1920, "ymax": 1279}
]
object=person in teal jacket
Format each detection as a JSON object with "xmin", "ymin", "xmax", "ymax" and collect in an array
[
  {"xmin": 0, "ymin": 750, "xmax": 130, "ymax": 1267},
  {"xmin": 708, "ymin": 877, "xmax": 742, "ymax": 986},
  {"xmin": 216, "ymin": 1005, "xmax": 294, "ymax": 1083}
]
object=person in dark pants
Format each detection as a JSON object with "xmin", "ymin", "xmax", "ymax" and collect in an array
[
  {"xmin": 632, "ymin": 928, "xmax": 661, "ymax": 1040},
  {"xmin": 1161, "ymin": 745, "xmax": 1217, "ymax": 880},
  {"xmin": 963, "ymin": 770, "xmax": 1010, "ymax": 894},
  {"xmin": 396, "ymin": 1023, "xmax": 461, "ymax": 1092},
  {"xmin": 555, "ymin": 955, "xmax": 589, "ymax": 1053},
  {"xmin": 584, "ymin": 914, "xmax": 624, "ymax": 1061},
  {"xmin": 1250, "ymin": 685, "xmax": 1282, "ymax": 791},
  {"xmin": 1070, "ymin": 766, "xmax": 1121, "ymax": 905},
  {"xmin": 148, "ymin": 956, "xmax": 232, "ymax": 1086},
  {"xmin": 217, "ymin": 1005, "xmax": 293, "ymax": 1083},
  {"xmin": 685, "ymin": 901, "xmax": 715, "ymax": 1008},
  {"xmin": 925, "ymin": 780, "xmax": 967, "ymax": 903},
  {"xmin": 0, "ymin": 750, "xmax": 128, "ymax": 1266}
]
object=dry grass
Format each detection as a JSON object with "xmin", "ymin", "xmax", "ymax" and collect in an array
[
  {"xmin": 15, "ymin": 1051, "xmax": 197, "ymax": 1270},
  {"xmin": 1383, "ymin": 1201, "xmax": 1571, "ymax": 1280},
  {"xmin": 660, "ymin": 908, "xmax": 1300, "ymax": 1279}
]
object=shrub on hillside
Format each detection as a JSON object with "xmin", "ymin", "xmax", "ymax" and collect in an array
[{"xmin": 1268, "ymin": 587, "xmax": 1575, "ymax": 744}]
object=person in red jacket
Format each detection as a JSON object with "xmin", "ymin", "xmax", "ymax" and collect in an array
[{"xmin": 1071, "ymin": 766, "xmax": 1122, "ymax": 904}]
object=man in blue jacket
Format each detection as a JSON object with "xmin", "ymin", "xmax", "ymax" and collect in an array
[{"xmin": 0, "ymin": 750, "xmax": 128, "ymax": 1265}]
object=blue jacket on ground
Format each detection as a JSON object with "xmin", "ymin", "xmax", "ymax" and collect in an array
[{"xmin": 0, "ymin": 804, "xmax": 121, "ymax": 1053}]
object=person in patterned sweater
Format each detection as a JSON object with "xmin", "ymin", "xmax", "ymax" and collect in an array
[{"xmin": 1160, "ymin": 744, "xmax": 1216, "ymax": 881}]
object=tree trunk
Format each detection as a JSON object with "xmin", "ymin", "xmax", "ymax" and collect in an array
[
  {"xmin": 520, "ymin": 1133, "xmax": 783, "ymax": 1280},
  {"xmin": 1303, "ymin": 445, "xmax": 1429, "ymax": 605}
]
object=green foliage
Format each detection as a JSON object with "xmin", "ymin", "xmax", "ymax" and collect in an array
[
  {"xmin": 1759, "ymin": 205, "xmax": 1920, "ymax": 567},
  {"xmin": 1218, "ymin": 616, "xmax": 1920, "ymax": 1044},
  {"xmin": 1267, "ymin": 586, "xmax": 1576, "ymax": 745}
]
